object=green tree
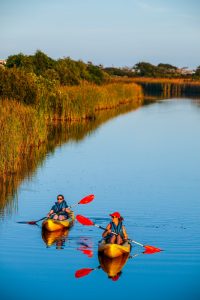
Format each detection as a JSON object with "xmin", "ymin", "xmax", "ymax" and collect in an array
[
  {"xmin": 133, "ymin": 62, "xmax": 158, "ymax": 77},
  {"xmin": 87, "ymin": 64, "xmax": 107, "ymax": 84},
  {"xmin": 6, "ymin": 53, "xmax": 34, "ymax": 72},
  {"xmin": 0, "ymin": 68, "xmax": 38, "ymax": 105},
  {"xmin": 33, "ymin": 50, "xmax": 55, "ymax": 75},
  {"xmin": 55, "ymin": 57, "xmax": 81, "ymax": 85}
]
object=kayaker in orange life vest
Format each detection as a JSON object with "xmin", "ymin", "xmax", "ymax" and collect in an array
[
  {"xmin": 102, "ymin": 212, "xmax": 128, "ymax": 245},
  {"xmin": 46, "ymin": 194, "xmax": 71, "ymax": 220}
]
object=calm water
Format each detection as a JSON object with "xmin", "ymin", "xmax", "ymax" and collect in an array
[{"xmin": 0, "ymin": 99, "xmax": 200, "ymax": 300}]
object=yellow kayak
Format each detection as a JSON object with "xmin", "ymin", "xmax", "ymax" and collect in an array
[
  {"xmin": 98, "ymin": 240, "xmax": 131, "ymax": 258},
  {"xmin": 98, "ymin": 252, "xmax": 130, "ymax": 278},
  {"xmin": 42, "ymin": 212, "xmax": 75, "ymax": 232}
]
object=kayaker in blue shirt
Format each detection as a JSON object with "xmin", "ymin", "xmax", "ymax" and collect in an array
[
  {"xmin": 47, "ymin": 194, "xmax": 71, "ymax": 220},
  {"xmin": 102, "ymin": 212, "xmax": 128, "ymax": 245}
]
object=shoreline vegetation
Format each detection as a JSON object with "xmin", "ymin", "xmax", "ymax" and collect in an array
[
  {"xmin": 0, "ymin": 51, "xmax": 144, "ymax": 179},
  {"xmin": 0, "ymin": 97, "xmax": 143, "ymax": 216},
  {"xmin": 0, "ymin": 82, "xmax": 143, "ymax": 178},
  {"xmin": 0, "ymin": 51, "xmax": 200, "ymax": 214}
]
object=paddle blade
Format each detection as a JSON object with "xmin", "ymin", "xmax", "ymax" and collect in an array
[
  {"xmin": 28, "ymin": 221, "xmax": 37, "ymax": 225},
  {"xmin": 75, "ymin": 268, "xmax": 93, "ymax": 278},
  {"xmin": 78, "ymin": 194, "xmax": 94, "ymax": 205},
  {"xmin": 143, "ymin": 245, "xmax": 162, "ymax": 254},
  {"xmin": 76, "ymin": 215, "xmax": 94, "ymax": 226},
  {"xmin": 17, "ymin": 221, "xmax": 37, "ymax": 225},
  {"xmin": 77, "ymin": 247, "xmax": 93, "ymax": 258}
]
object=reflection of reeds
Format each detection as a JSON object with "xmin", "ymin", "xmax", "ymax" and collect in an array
[
  {"xmin": 130, "ymin": 78, "xmax": 200, "ymax": 98},
  {"xmin": 111, "ymin": 77, "xmax": 200, "ymax": 97},
  {"xmin": 0, "ymin": 82, "xmax": 143, "ymax": 215}
]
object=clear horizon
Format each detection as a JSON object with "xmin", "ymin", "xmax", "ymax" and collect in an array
[{"xmin": 1, "ymin": 0, "xmax": 200, "ymax": 69}]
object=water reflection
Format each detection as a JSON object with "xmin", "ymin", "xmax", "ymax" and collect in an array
[
  {"xmin": 42, "ymin": 228, "xmax": 69, "ymax": 249},
  {"xmin": 0, "ymin": 101, "xmax": 142, "ymax": 217},
  {"xmin": 137, "ymin": 81, "xmax": 200, "ymax": 100},
  {"xmin": 75, "ymin": 251, "xmax": 142, "ymax": 280},
  {"xmin": 77, "ymin": 237, "xmax": 94, "ymax": 258},
  {"xmin": 98, "ymin": 252, "xmax": 130, "ymax": 281}
]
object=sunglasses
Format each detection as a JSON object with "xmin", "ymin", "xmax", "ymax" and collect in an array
[{"xmin": 57, "ymin": 197, "xmax": 63, "ymax": 200}]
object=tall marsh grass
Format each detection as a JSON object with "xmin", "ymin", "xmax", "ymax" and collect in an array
[
  {"xmin": 0, "ymin": 82, "xmax": 143, "ymax": 177},
  {"xmin": 0, "ymin": 99, "xmax": 47, "ymax": 176},
  {"xmin": 43, "ymin": 82, "xmax": 143, "ymax": 121}
]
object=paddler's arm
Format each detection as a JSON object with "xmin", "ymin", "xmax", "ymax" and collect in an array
[
  {"xmin": 62, "ymin": 201, "xmax": 71, "ymax": 213},
  {"xmin": 62, "ymin": 206, "xmax": 71, "ymax": 213},
  {"xmin": 102, "ymin": 224, "xmax": 111, "ymax": 237},
  {"xmin": 47, "ymin": 209, "xmax": 54, "ymax": 218},
  {"xmin": 122, "ymin": 225, "xmax": 128, "ymax": 240}
]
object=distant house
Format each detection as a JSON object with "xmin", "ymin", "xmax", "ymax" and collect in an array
[
  {"xmin": 176, "ymin": 67, "xmax": 194, "ymax": 75},
  {"xmin": 0, "ymin": 59, "xmax": 6, "ymax": 67}
]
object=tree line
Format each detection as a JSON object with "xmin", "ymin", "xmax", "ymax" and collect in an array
[
  {"xmin": 4, "ymin": 50, "xmax": 109, "ymax": 85},
  {"xmin": 104, "ymin": 62, "xmax": 200, "ymax": 79},
  {"xmin": 1, "ymin": 51, "xmax": 200, "ymax": 106},
  {"xmin": 0, "ymin": 50, "xmax": 110, "ymax": 105}
]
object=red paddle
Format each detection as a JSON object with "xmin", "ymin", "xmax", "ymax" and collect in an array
[
  {"xmin": 17, "ymin": 194, "xmax": 94, "ymax": 225},
  {"xmin": 76, "ymin": 214, "xmax": 162, "ymax": 254},
  {"xmin": 69, "ymin": 194, "xmax": 94, "ymax": 208},
  {"xmin": 77, "ymin": 248, "xmax": 93, "ymax": 258},
  {"xmin": 75, "ymin": 266, "xmax": 100, "ymax": 278}
]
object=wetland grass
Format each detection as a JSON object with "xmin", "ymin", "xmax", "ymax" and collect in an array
[{"xmin": 0, "ymin": 82, "xmax": 143, "ymax": 178}]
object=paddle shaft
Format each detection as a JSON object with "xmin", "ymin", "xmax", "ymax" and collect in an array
[
  {"xmin": 34, "ymin": 217, "xmax": 47, "ymax": 223},
  {"xmin": 18, "ymin": 194, "xmax": 94, "ymax": 225},
  {"xmin": 76, "ymin": 215, "xmax": 161, "ymax": 252},
  {"xmin": 51, "ymin": 202, "xmax": 83, "ymax": 212},
  {"xmin": 94, "ymin": 224, "xmax": 143, "ymax": 246},
  {"xmin": 63, "ymin": 194, "xmax": 94, "ymax": 209},
  {"xmin": 95, "ymin": 223, "xmax": 159, "ymax": 249},
  {"xmin": 94, "ymin": 224, "xmax": 126, "ymax": 239},
  {"xmin": 69, "ymin": 203, "xmax": 78, "ymax": 208}
]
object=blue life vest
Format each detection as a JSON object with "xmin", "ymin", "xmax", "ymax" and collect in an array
[
  {"xmin": 110, "ymin": 221, "xmax": 124, "ymax": 238},
  {"xmin": 51, "ymin": 200, "xmax": 68, "ymax": 215}
]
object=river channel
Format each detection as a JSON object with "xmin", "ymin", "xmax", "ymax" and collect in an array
[{"xmin": 0, "ymin": 98, "xmax": 200, "ymax": 300}]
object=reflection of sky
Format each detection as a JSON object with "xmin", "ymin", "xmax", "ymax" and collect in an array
[
  {"xmin": 0, "ymin": 99, "xmax": 200, "ymax": 299},
  {"xmin": 1, "ymin": 0, "xmax": 200, "ymax": 68}
]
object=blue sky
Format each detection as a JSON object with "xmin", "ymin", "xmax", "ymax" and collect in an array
[{"xmin": 1, "ymin": 0, "xmax": 200, "ymax": 69}]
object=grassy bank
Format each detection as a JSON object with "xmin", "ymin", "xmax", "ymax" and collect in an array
[
  {"xmin": 45, "ymin": 82, "xmax": 143, "ymax": 121},
  {"xmin": 0, "ymin": 82, "xmax": 143, "ymax": 178}
]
